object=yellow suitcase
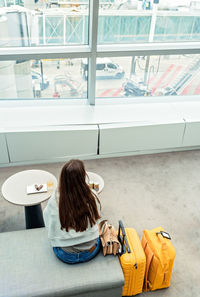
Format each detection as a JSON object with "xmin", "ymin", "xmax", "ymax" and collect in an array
[
  {"xmin": 142, "ymin": 227, "xmax": 176, "ymax": 292},
  {"xmin": 118, "ymin": 221, "xmax": 146, "ymax": 296}
]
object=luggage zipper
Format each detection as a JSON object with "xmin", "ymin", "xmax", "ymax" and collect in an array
[{"xmin": 134, "ymin": 263, "xmax": 138, "ymax": 269}]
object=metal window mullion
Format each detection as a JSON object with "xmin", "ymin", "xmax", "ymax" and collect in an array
[
  {"xmin": 0, "ymin": 46, "xmax": 91, "ymax": 61},
  {"xmin": 97, "ymin": 42, "xmax": 200, "ymax": 57},
  {"xmin": 63, "ymin": 15, "xmax": 66, "ymax": 45},
  {"xmin": 43, "ymin": 14, "xmax": 46, "ymax": 46},
  {"xmin": 0, "ymin": 43, "xmax": 200, "ymax": 61},
  {"xmin": 88, "ymin": 0, "xmax": 99, "ymax": 105}
]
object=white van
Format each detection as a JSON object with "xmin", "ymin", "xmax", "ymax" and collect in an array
[{"xmin": 81, "ymin": 58, "xmax": 125, "ymax": 80}]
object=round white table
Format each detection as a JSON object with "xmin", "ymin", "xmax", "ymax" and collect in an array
[
  {"xmin": 87, "ymin": 171, "xmax": 104, "ymax": 194},
  {"xmin": 1, "ymin": 170, "xmax": 104, "ymax": 229},
  {"xmin": 1, "ymin": 170, "xmax": 57, "ymax": 229}
]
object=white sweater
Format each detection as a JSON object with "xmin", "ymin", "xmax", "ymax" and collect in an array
[{"xmin": 43, "ymin": 191, "xmax": 100, "ymax": 248}]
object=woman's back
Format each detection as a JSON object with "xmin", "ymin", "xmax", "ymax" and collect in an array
[
  {"xmin": 58, "ymin": 160, "xmax": 101, "ymax": 233},
  {"xmin": 44, "ymin": 159, "xmax": 101, "ymax": 263}
]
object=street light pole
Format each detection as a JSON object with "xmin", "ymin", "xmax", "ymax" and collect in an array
[
  {"xmin": 144, "ymin": 0, "xmax": 159, "ymax": 88},
  {"xmin": 40, "ymin": 60, "xmax": 44, "ymax": 86},
  {"xmin": 130, "ymin": 0, "xmax": 143, "ymax": 78}
]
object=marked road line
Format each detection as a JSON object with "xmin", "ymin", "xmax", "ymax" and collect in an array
[
  {"xmin": 180, "ymin": 79, "xmax": 194, "ymax": 95},
  {"xmin": 194, "ymin": 81, "xmax": 200, "ymax": 95},
  {"xmin": 151, "ymin": 64, "xmax": 175, "ymax": 94},
  {"xmin": 163, "ymin": 65, "xmax": 182, "ymax": 88},
  {"xmin": 148, "ymin": 75, "xmax": 156, "ymax": 85},
  {"xmin": 100, "ymin": 89, "xmax": 113, "ymax": 97},
  {"xmin": 112, "ymin": 87, "xmax": 123, "ymax": 97}
]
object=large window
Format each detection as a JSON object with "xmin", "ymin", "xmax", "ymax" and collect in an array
[
  {"xmin": 0, "ymin": 58, "xmax": 87, "ymax": 99},
  {"xmin": 98, "ymin": 0, "xmax": 200, "ymax": 43},
  {"xmin": 0, "ymin": 0, "xmax": 200, "ymax": 103},
  {"xmin": 0, "ymin": 1, "xmax": 89, "ymax": 47},
  {"xmin": 95, "ymin": 54, "xmax": 200, "ymax": 98}
]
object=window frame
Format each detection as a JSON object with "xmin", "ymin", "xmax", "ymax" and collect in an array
[{"xmin": 0, "ymin": 0, "xmax": 200, "ymax": 105}]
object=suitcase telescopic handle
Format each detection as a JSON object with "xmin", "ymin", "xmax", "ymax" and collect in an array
[{"xmin": 118, "ymin": 220, "xmax": 131, "ymax": 254}]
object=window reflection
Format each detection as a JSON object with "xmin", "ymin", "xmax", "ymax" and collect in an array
[
  {"xmin": 98, "ymin": 0, "xmax": 200, "ymax": 43},
  {"xmin": 96, "ymin": 54, "xmax": 200, "ymax": 98},
  {"xmin": 0, "ymin": 58, "xmax": 87, "ymax": 99},
  {"xmin": 0, "ymin": 1, "xmax": 89, "ymax": 47}
]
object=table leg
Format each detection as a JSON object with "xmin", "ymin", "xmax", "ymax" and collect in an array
[{"xmin": 25, "ymin": 204, "xmax": 45, "ymax": 229}]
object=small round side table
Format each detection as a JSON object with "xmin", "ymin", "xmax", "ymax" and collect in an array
[{"xmin": 1, "ymin": 170, "xmax": 57, "ymax": 229}]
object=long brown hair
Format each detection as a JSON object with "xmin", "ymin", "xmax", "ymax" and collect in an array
[{"xmin": 58, "ymin": 159, "xmax": 101, "ymax": 232}]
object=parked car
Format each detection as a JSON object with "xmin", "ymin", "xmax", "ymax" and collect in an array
[
  {"xmin": 123, "ymin": 76, "xmax": 151, "ymax": 97},
  {"xmin": 32, "ymin": 71, "xmax": 49, "ymax": 91},
  {"xmin": 81, "ymin": 58, "xmax": 125, "ymax": 80},
  {"xmin": 161, "ymin": 86, "xmax": 177, "ymax": 96}
]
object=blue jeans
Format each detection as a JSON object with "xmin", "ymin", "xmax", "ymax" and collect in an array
[{"xmin": 53, "ymin": 237, "xmax": 101, "ymax": 264}]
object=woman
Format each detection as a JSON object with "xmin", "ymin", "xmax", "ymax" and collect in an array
[{"xmin": 44, "ymin": 159, "xmax": 101, "ymax": 264}]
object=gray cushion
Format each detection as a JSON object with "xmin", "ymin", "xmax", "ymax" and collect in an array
[{"xmin": 0, "ymin": 228, "xmax": 124, "ymax": 297}]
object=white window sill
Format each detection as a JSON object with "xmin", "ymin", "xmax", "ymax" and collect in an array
[{"xmin": 0, "ymin": 96, "xmax": 200, "ymax": 132}]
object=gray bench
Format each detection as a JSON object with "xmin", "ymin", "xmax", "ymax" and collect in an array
[{"xmin": 0, "ymin": 228, "xmax": 124, "ymax": 297}]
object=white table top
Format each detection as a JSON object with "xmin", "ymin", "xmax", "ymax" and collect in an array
[
  {"xmin": 87, "ymin": 171, "xmax": 104, "ymax": 194},
  {"xmin": 1, "ymin": 170, "xmax": 104, "ymax": 207},
  {"xmin": 1, "ymin": 170, "xmax": 57, "ymax": 206}
]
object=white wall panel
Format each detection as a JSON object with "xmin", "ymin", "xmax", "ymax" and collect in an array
[
  {"xmin": 182, "ymin": 122, "xmax": 200, "ymax": 146},
  {"xmin": 0, "ymin": 134, "xmax": 9, "ymax": 164},
  {"xmin": 99, "ymin": 122, "xmax": 185, "ymax": 155},
  {"xmin": 6, "ymin": 125, "xmax": 98, "ymax": 163}
]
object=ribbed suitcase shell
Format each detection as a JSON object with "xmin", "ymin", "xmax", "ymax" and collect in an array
[
  {"xmin": 142, "ymin": 227, "xmax": 176, "ymax": 291},
  {"xmin": 119, "ymin": 228, "xmax": 146, "ymax": 296}
]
